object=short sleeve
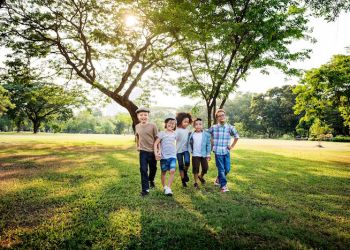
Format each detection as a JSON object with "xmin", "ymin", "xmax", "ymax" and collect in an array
[
  {"xmin": 157, "ymin": 131, "xmax": 164, "ymax": 140},
  {"xmin": 230, "ymin": 125, "xmax": 239, "ymax": 138}
]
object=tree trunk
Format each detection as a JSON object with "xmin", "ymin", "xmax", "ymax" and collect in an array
[
  {"xmin": 114, "ymin": 97, "xmax": 139, "ymax": 133},
  {"xmin": 33, "ymin": 120, "xmax": 40, "ymax": 134},
  {"xmin": 16, "ymin": 120, "xmax": 21, "ymax": 133},
  {"xmin": 207, "ymin": 104, "xmax": 212, "ymax": 128}
]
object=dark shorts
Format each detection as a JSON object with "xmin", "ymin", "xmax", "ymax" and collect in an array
[{"xmin": 192, "ymin": 156, "xmax": 209, "ymax": 174}]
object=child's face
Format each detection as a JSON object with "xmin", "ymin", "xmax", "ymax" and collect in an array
[
  {"xmin": 216, "ymin": 111, "xmax": 226, "ymax": 123},
  {"xmin": 166, "ymin": 120, "xmax": 176, "ymax": 131},
  {"xmin": 194, "ymin": 120, "xmax": 203, "ymax": 131},
  {"xmin": 181, "ymin": 118, "xmax": 190, "ymax": 128},
  {"xmin": 137, "ymin": 112, "xmax": 149, "ymax": 123}
]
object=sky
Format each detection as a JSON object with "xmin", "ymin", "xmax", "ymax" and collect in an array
[{"xmin": 103, "ymin": 11, "xmax": 350, "ymax": 116}]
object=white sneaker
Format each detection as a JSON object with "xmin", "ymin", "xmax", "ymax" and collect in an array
[
  {"xmin": 220, "ymin": 186, "xmax": 229, "ymax": 192},
  {"xmin": 164, "ymin": 187, "xmax": 173, "ymax": 196}
]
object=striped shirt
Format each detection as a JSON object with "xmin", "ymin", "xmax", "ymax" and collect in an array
[
  {"xmin": 158, "ymin": 131, "xmax": 177, "ymax": 159},
  {"xmin": 208, "ymin": 123, "xmax": 239, "ymax": 155}
]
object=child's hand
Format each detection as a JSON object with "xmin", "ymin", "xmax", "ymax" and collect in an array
[{"xmin": 207, "ymin": 156, "xmax": 211, "ymax": 161}]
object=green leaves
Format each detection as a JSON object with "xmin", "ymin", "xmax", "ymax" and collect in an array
[
  {"xmin": 0, "ymin": 86, "xmax": 15, "ymax": 116},
  {"xmin": 164, "ymin": 0, "xmax": 311, "ymax": 125},
  {"xmin": 294, "ymin": 54, "xmax": 350, "ymax": 133},
  {"xmin": 1, "ymin": 56, "xmax": 84, "ymax": 133}
]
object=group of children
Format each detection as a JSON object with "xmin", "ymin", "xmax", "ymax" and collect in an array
[{"xmin": 135, "ymin": 107, "xmax": 239, "ymax": 196}]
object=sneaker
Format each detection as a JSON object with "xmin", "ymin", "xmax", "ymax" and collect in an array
[
  {"xmin": 198, "ymin": 175, "xmax": 206, "ymax": 184},
  {"xmin": 214, "ymin": 178, "xmax": 220, "ymax": 186},
  {"xmin": 220, "ymin": 186, "xmax": 229, "ymax": 192},
  {"xmin": 140, "ymin": 190, "xmax": 149, "ymax": 196},
  {"xmin": 194, "ymin": 183, "xmax": 199, "ymax": 189},
  {"xmin": 164, "ymin": 187, "xmax": 173, "ymax": 196},
  {"xmin": 182, "ymin": 180, "xmax": 187, "ymax": 187},
  {"xmin": 150, "ymin": 181, "xmax": 155, "ymax": 189}
]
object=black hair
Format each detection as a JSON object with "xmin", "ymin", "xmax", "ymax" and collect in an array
[
  {"xmin": 176, "ymin": 112, "xmax": 193, "ymax": 127},
  {"xmin": 164, "ymin": 118, "xmax": 176, "ymax": 131},
  {"xmin": 193, "ymin": 118, "xmax": 202, "ymax": 125}
]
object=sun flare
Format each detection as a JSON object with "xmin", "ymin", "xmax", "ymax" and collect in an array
[{"xmin": 125, "ymin": 15, "xmax": 138, "ymax": 27}]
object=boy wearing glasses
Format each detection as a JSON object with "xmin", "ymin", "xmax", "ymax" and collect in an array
[{"xmin": 208, "ymin": 109, "xmax": 239, "ymax": 192}]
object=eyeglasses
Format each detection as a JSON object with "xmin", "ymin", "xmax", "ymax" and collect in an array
[{"xmin": 217, "ymin": 114, "xmax": 225, "ymax": 118}]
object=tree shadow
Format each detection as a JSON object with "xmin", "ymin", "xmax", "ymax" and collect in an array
[{"xmin": 0, "ymin": 146, "xmax": 349, "ymax": 249}]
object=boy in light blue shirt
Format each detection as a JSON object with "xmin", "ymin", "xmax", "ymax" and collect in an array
[{"xmin": 188, "ymin": 118, "xmax": 211, "ymax": 189}]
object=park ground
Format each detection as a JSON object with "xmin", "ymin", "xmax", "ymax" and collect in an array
[{"xmin": 0, "ymin": 133, "xmax": 349, "ymax": 249}]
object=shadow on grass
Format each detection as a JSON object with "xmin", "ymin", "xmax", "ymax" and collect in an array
[{"xmin": 0, "ymin": 147, "xmax": 349, "ymax": 249}]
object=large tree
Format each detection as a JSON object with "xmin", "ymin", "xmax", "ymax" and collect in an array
[
  {"xmin": 2, "ymin": 58, "xmax": 83, "ymax": 133},
  {"xmin": 250, "ymin": 85, "xmax": 300, "ymax": 137},
  {"xmin": 294, "ymin": 54, "xmax": 350, "ymax": 135},
  {"xmin": 164, "ymin": 0, "xmax": 311, "ymax": 127},
  {"xmin": 0, "ymin": 0, "xmax": 177, "ymax": 130}
]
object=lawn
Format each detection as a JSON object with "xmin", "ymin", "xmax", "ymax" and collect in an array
[{"xmin": 0, "ymin": 133, "xmax": 349, "ymax": 249}]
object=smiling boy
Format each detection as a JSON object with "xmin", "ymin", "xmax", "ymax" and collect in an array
[
  {"xmin": 208, "ymin": 109, "xmax": 239, "ymax": 192},
  {"xmin": 135, "ymin": 107, "xmax": 158, "ymax": 196}
]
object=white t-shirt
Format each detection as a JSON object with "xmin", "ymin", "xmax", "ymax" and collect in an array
[{"xmin": 192, "ymin": 132, "xmax": 202, "ymax": 157}]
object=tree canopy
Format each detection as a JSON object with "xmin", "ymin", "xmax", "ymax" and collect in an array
[
  {"xmin": 1, "ymin": 57, "xmax": 83, "ymax": 133},
  {"xmin": 165, "ymin": 0, "xmax": 311, "ymax": 126},
  {"xmin": 0, "ymin": 0, "xmax": 178, "ymax": 130},
  {"xmin": 294, "ymin": 54, "xmax": 350, "ymax": 133}
]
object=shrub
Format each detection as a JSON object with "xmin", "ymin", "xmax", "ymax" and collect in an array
[{"xmin": 332, "ymin": 136, "xmax": 350, "ymax": 142}]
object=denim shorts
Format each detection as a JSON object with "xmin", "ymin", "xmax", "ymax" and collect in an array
[{"xmin": 160, "ymin": 158, "xmax": 177, "ymax": 172}]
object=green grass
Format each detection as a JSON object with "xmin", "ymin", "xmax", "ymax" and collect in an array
[{"xmin": 0, "ymin": 134, "xmax": 349, "ymax": 249}]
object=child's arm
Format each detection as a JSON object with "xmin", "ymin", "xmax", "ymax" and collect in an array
[
  {"xmin": 206, "ymin": 133, "xmax": 211, "ymax": 161},
  {"xmin": 135, "ymin": 133, "xmax": 139, "ymax": 151},
  {"xmin": 154, "ymin": 138, "xmax": 161, "ymax": 160},
  {"xmin": 228, "ymin": 125, "xmax": 239, "ymax": 150},
  {"xmin": 229, "ymin": 138, "xmax": 238, "ymax": 150},
  {"xmin": 187, "ymin": 132, "xmax": 192, "ymax": 153}
]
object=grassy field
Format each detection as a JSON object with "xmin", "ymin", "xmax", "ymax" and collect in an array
[{"xmin": 0, "ymin": 133, "xmax": 349, "ymax": 249}]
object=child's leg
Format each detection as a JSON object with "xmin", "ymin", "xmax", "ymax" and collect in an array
[
  {"xmin": 161, "ymin": 171, "xmax": 167, "ymax": 187},
  {"xmin": 148, "ymin": 152, "xmax": 157, "ymax": 184},
  {"xmin": 139, "ymin": 151, "xmax": 150, "ymax": 191},
  {"xmin": 199, "ymin": 157, "xmax": 209, "ymax": 179},
  {"xmin": 215, "ymin": 154, "xmax": 227, "ymax": 188},
  {"xmin": 183, "ymin": 151, "xmax": 190, "ymax": 180},
  {"xmin": 192, "ymin": 157, "xmax": 200, "ymax": 184},
  {"xmin": 168, "ymin": 169, "xmax": 176, "ymax": 188},
  {"xmin": 167, "ymin": 158, "xmax": 177, "ymax": 188},
  {"xmin": 160, "ymin": 159, "xmax": 167, "ymax": 188},
  {"xmin": 177, "ymin": 153, "xmax": 185, "ymax": 179},
  {"xmin": 224, "ymin": 153, "xmax": 231, "ymax": 176}
]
